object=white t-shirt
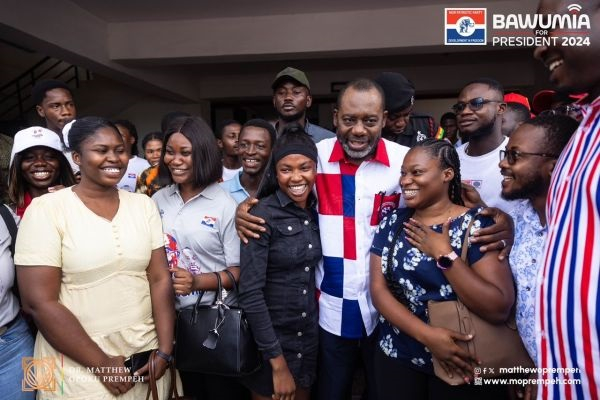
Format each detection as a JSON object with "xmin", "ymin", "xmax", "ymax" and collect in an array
[
  {"xmin": 222, "ymin": 166, "xmax": 242, "ymax": 182},
  {"xmin": 117, "ymin": 156, "xmax": 150, "ymax": 192},
  {"xmin": 457, "ymin": 137, "xmax": 516, "ymax": 213}
]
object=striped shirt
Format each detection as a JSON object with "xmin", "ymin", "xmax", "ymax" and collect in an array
[
  {"xmin": 315, "ymin": 138, "xmax": 409, "ymax": 338},
  {"xmin": 536, "ymin": 96, "xmax": 600, "ymax": 400}
]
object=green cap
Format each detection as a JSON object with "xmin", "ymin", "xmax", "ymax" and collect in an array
[{"xmin": 271, "ymin": 67, "xmax": 310, "ymax": 90}]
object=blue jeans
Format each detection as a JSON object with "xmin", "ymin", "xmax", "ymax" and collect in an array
[
  {"xmin": 0, "ymin": 315, "xmax": 36, "ymax": 400},
  {"xmin": 316, "ymin": 327, "xmax": 378, "ymax": 400}
]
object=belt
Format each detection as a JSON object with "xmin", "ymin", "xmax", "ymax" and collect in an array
[{"xmin": 0, "ymin": 314, "xmax": 20, "ymax": 336}]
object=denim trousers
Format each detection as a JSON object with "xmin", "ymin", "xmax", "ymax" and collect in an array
[{"xmin": 0, "ymin": 315, "xmax": 36, "ymax": 400}]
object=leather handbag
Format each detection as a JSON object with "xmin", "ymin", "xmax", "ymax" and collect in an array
[
  {"xmin": 175, "ymin": 270, "xmax": 261, "ymax": 376},
  {"xmin": 427, "ymin": 217, "xmax": 534, "ymax": 385}
]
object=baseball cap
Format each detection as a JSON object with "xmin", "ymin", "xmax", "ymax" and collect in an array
[
  {"xmin": 504, "ymin": 93, "xmax": 531, "ymax": 110},
  {"xmin": 272, "ymin": 67, "xmax": 310, "ymax": 90},
  {"xmin": 10, "ymin": 126, "xmax": 63, "ymax": 167},
  {"xmin": 532, "ymin": 90, "xmax": 588, "ymax": 115},
  {"xmin": 374, "ymin": 72, "xmax": 415, "ymax": 114}
]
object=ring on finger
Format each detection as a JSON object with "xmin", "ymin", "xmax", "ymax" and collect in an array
[{"xmin": 500, "ymin": 239, "xmax": 507, "ymax": 248}]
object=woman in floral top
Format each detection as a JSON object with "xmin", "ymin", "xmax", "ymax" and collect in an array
[{"xmin": 369, "ymin": 139, "xmax": 514, "ymax": 400}]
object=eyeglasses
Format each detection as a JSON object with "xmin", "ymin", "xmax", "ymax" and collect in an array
[
  {"xmin": 499, "ymin": 149, "xmax": 559, "ymax": 164},
  {"xmin": 451, "ymin": 97, "xmax": 505, "ymax": 114},
  {"xmin": 539, "ymin": 104, "xmax": 583, "ymax": 117}
]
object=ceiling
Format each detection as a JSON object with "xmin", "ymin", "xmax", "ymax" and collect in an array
[{"xmin": 72, "ymin": 0, "xmax": 483, "ymax": 21}]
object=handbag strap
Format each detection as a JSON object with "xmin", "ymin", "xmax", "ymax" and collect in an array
[
  {"xmin": 146, "ymin": 350, "xmax": 181, "ymax": 400},
  {"xmin": 213, "ymin": 271, "xmax": 224, "ymax": 304},
  {"xmin": 459, "ymin": 212, "xmax": 477, "ymax": 262},
  {"xmin": 222, "ymin": 269, "xmax": 239, "ymax": 295},
  {"xmin": 455, "ymin": 212, "xmax": 478, "ymax": 358}
]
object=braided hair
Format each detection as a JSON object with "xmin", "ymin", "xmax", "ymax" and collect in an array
[{"xmin": 413, "ymin": 138, "xmax": 464, "ymax": 206}]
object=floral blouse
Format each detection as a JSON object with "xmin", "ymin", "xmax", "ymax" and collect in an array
[{"xmin": 370, "ymin": 207, "xmax": 493, "ymax": 374}]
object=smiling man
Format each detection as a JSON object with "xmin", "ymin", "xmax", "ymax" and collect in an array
[
  {"xmin": 220, "ymin": 119, "xmax": 276, "ymax": 203},
  {"xmin": 272, "ymin": 67, "xmax": 334, "ymax": 143},
  {"xmin": 499, "ymin": 116, "xmax": 576, "ymax": 375},
  {"xmin": 314, "ymin": 78, "xmax": 409, "ymax": 400},
  {"xmin": 454, "ymin": 78, "xmax": 515, "ymax": 213},
  {"xmin": 533, "ymin": 1, "xmax": 600, "ymax": 399}
]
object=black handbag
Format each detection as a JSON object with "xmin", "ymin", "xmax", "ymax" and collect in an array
[{"xmin": 175, "ymin": 270, "xmax": 261, "ymax": 376}]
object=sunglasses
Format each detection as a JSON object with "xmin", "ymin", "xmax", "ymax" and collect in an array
[
  {"xmin": 499, "ymin": 149, "xmax": 559, "ymax": 165},
  {"xmin": 539, "ymin": 104, "xmax": 583, "ymax": 117},
  {"xmin": 452, "ymin": 97, "xmax": 504, "ymax": 114}
]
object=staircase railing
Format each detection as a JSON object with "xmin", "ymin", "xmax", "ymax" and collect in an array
[{"xmin": 0, "ymin": 56, "xmax": 91, "ymax": 120}]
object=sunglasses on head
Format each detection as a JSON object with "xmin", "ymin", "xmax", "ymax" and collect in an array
[
  {"xmin": 539, "ymin": 104, "xmax": 583, "ymax": 117},
  {"xmin": 499, "ymin": 149, "xmax": 559, "ymax": 165},
  {"xmin": 452, "ymin": 97, "xmax": 504, "ymax": 114}
]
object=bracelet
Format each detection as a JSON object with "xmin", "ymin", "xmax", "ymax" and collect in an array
[{"xmin": 155, "ymin": 350, "xmax": 174, "ymax": 364}]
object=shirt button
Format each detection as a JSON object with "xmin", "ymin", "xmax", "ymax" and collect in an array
[
  {"xmin": 302, "ymin": 289, "xmax": 307, "ymax": 295},
  {"xmin": 304, "ymin": 220, "xmax": 309, "ymax": 226},
  {"xmin": 526, "ymin": 286, "xmax": 531, "ymax": 291},
  {"xmin": 304, "ymin": 266, "xmax": 310, "ymax": 272},
  {"xmin": 537, "ymin": 232, "xmax": 543, "ymax": 237},
  {"xmin": 297, "ymin": 332, "xmax": 303, "ymax": 337},
  {"xmin": 308, "ymin": 244, "xmax": 313, "ymax": 249},
  {"xmin": 297, "ymin": 353, "xmax": 302, "ymax": 359},
  {"xmin": 287, "ymin": 226, "xmax": 293, "ymax": 231},
  {"xmin": 532, "ymin": 259, "xmax": 536, "ymax": 264},
  {"xmin": 301, "ymin": 312, "xmax": 307, "ymax": 318}
]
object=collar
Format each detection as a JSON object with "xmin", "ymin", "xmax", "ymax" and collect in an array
[
  {"xmin": 230, "ymin": 171, "xmax": 245, "ymax": 192},
  {"xmin": 169, "ymin": 182, "xmax": 220, "ymax": 201},
  {"xmin": 519, "ymin": 199, "xmax": 546, "ymax": 231},
  {"xmin": 275, "ymin": 189, "xmax": 317, "ymax": 209},
  {"xmin": 328, "ymin": 138, "xmax": 390, "ymax": 167}
]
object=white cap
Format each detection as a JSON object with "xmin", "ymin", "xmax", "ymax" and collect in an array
[
  {"xmin": 62, "ymin": 119, "xmax": 76, "ymax": 148},
  {"xmin": 10, "ymin": 126, "xmax": 64, "ymax": 168}
]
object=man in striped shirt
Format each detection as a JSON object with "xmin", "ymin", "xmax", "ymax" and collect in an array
[{"xmin": 534, "ymin": 1, "xmax": 600, "ymax": 399}]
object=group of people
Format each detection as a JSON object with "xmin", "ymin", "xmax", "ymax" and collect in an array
[{"xmin": 0, "ymin": 1, "xmax": 598, "ymax": 399}]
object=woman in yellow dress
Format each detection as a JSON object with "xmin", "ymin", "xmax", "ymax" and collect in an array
[{"xmin": 15, "ymin": 117, "xmax": 176, "ymax": 399}]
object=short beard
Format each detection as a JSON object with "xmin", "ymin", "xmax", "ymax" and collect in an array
[
  {"xmin": 278, "ymin": 110, "xmax": 304, "ymax": 123},
  {"xmin": 468, "ymin": 115, "xmax": 496, "ymax": 139},
  {"xmin": 501, "ymin": 177, "xmax": 546, "ymax": 201},
  {"xmin": 338, "ymin": 135, "xmax": 378, "ymax": 160}
]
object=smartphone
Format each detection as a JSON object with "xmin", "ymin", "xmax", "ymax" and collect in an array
[{"xmin": 123, "ymin": 349, "xmax": 153, "ymax": 375}]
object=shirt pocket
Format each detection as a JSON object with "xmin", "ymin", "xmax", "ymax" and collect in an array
[{"xmin": 274, "ymin": 220, "xmax": 304, "ymax": 260}]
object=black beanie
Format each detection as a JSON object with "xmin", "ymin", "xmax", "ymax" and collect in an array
[{"xmin": 374, "ymin": 72, "xmax": 415, "ymax": 114}]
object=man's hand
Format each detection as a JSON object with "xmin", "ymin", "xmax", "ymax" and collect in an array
[
  {"xmin": 235, "ymin": 197, "xmax": 265, "ymax": 243},
  {"xmin": 470, "ymin": 207, "xmax": 514, "ymax": 260}
]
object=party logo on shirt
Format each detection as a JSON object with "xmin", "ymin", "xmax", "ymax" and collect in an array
[
  {"xmin": 201, "ymin": 216, "xmax": 217, "ymax": 228},
  {"xmin": 463, "ymin": 179, "xmax": 483, "ymax": 189},
  {"xmin": 128, "ymin": 173, "xmax": 136, "ymax": 179},
  {"xmin": 445, "ymin": 8, "xmax": 487, "ymax": 45}
]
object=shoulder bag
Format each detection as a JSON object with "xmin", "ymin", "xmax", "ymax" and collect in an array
[
  {"xmin": 175, "ymin": 270, "xmax": 261, "ymax": 376},
  {"xmin": 427, "ymin": 216, "xmax": 534, "ymax": 385}
]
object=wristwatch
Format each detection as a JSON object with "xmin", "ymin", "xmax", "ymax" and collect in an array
[
  {"xmin": 436, "ymin": 251, "xmax": 458, "ymax": 270},
  {"xmin": 156, "ymin": 350, "xmax": 174, "ymax": 364}
]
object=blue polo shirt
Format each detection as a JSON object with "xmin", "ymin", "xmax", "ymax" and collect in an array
[{"xmin": 220, "ymin": 171, "xmax": 250, "ymax": 204}]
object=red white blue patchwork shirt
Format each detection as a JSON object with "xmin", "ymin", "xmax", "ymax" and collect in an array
[{"xmin": 315, "ymin": 138, "xmax": 409, "ymax": 338}]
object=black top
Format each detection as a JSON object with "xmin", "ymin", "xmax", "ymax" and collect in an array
[
  {"xmin": 238, "ymin": 189, "xmax": 322, "ymax": 361},
  {"xmin": 382, "ymin": 113, "xmax": 437, "ymax": 148}
]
